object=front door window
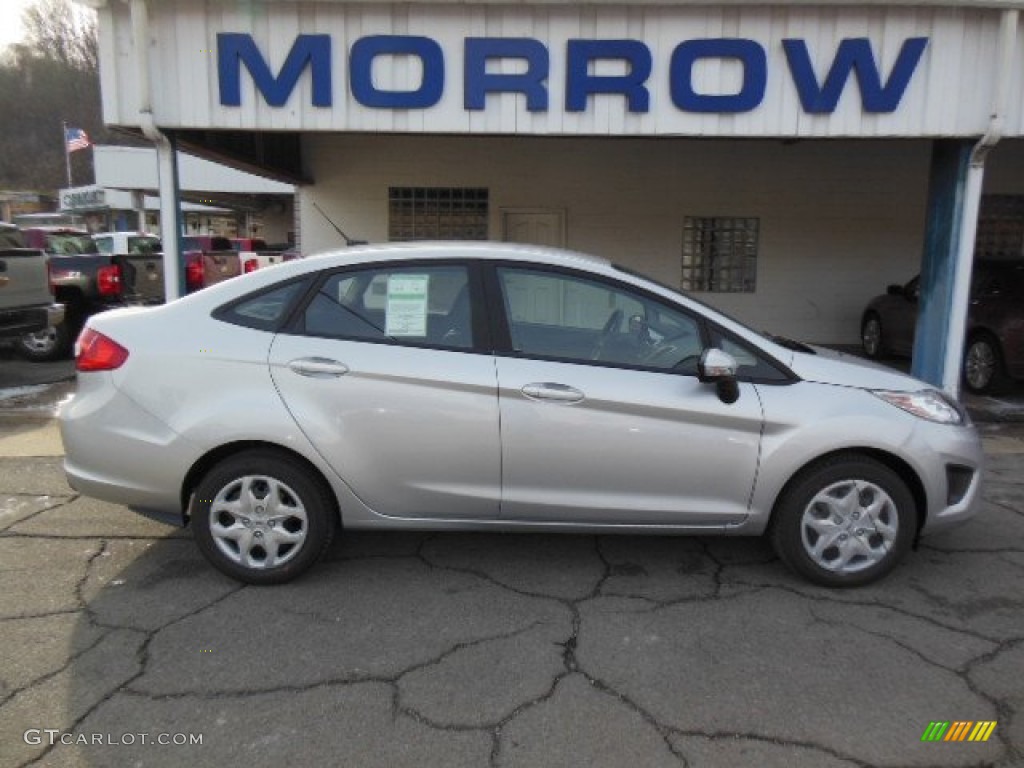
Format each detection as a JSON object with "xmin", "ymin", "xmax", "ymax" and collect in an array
[{"xmin": 497, "ymin": 267, "xmax": 705, "ymax": 374}]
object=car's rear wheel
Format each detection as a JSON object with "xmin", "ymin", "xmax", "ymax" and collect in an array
[
  {"xmin": 769, "ymin": 455, "xmax": 916, "ymax": 587},
  {"xmin": 17, "ymin": 319, "xmax": 74, "ymax": 361},
  {"xmin": 861, "ymin": 313, "xmax": 884, "ymax": 359},
  {"xmin": 191, "ymin": 450, "xmax": 336, "ymax": 585},
  {"xmin": 963, "ymin": 333, "xmax": 1011, "ymax": 395}
]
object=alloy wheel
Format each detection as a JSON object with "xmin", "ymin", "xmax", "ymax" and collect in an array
[
  {"xmin": 22, "ymin": 328, "xmax": 58, "ymax": 355},
  {"xmin": 964, "ymin": 339, "xmax": 996, "ymax": 392},
  {"xmin": 861, "ymin": 317, "xmax": 881, "ymax": 357}
]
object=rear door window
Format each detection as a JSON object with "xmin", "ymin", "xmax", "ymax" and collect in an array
[{"xmin": 301, "ymin": 265, "xmax": 474, "ymax": 350}]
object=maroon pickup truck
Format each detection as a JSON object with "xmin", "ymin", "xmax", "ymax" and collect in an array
[{"xmin": 183, "ymin": 235, "xmax": 241, "ymax": 293}]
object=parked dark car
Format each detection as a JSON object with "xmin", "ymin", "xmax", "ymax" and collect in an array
[{"xmin": 861, "ymin": 259, "xmax": 1024, "ymax": 393}]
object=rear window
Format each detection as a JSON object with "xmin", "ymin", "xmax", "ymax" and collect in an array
[
  {"xmin": 0, "ymin": 227, "xmax": 24, "ymax": 248},
  {"xmin": 127, "ymin": 236, "xmax": 161, "ymax": 255},
  {"xmin": 46, "ymin": 233, "xmax": 97, "ymax": 255},
  {"xmin": 183, "ymin": 236, "xmax": 231, "ymax": 252},
  {"xmin": 214, "ymin": 279, "xmax": 309, "ymax": 332}
]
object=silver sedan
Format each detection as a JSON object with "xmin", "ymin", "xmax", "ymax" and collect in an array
[{"xmin": 60, "ymin": 243, "xmax": 983, "ymax": 587}]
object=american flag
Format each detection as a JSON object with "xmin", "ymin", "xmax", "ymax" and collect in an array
[{"xmin": 65, "ymin": 127, "xmax": 91, "ymax": 153}]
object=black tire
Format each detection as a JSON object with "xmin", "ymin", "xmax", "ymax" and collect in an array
[
  {"xmin": 16, "ymin": 318, "xmax": 75, "ymax": 361},
  {"xmin": 860, "ymin": 313, "xmax": 884, "ymax": 359},
  {"xmin": 191, "ymin": 450, "xmax": 336, "ymax": 585},
  {"xmin": 769, "ymin": 454, "xmax": 917, "ymax": 588},
  {"xmin": 962, "ymin": 333, "xmax": 1011, "ymax": 395}
]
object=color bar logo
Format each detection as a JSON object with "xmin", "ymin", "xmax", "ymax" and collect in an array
[{"xmin": 921, "ymin": 721, "xmax": 997, "ymax": 742}]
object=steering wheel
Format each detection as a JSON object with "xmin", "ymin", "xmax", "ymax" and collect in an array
[
  {"xmin": 642, "ymin": 330, "xmax": 699, "ymax": 369},
  {"xmin": 590, "ymin": 309, "xmax": 623, "ymax": 361}
]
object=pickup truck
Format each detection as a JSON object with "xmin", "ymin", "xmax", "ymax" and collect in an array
[
  {"xmin": 182, "ymin": 235, "xmax": 241, "ymax": 293},
  {"xmin": 16, "ymin": 227, "xmax": 160, "ymax": 360},
  {"xmin": 0, "ymin": 223, "xmax": 64, "ymax": 343},
  {"xmin": 93, "ymin": 231, "xmax": 165, "ymax": 305},
  {"xmin": 229, "ymin": 237, "xmax": 293, "ymax": 273}
]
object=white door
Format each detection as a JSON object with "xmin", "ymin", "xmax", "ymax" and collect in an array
[{"xmin": 502, "ymin": 210, "xmax": 566, "ymax": 248}]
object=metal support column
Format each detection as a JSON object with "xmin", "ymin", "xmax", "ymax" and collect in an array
[
  {"xmin": 911, "ymin": 141, "xmax": 974, "ymax": 396},
  {"xmin": 154, "ymin": 134, "xmax": 185, "ymax": 300}
]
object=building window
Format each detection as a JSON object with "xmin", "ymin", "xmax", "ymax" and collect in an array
[
  {"xmin": 976, "ymin": 195, "xmax": 1024, "ymax": 260},
  {"xmin": 388, "ymin": 187, "xmax": 489, "ymax": 241},
  {"xmin": 681, "ymin": 216, "xmax": 759, "ymax": 293}
]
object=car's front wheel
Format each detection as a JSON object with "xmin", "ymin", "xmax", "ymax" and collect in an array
[
  {"xmin": 769, "ymin": 455, "xmax": 917, "ymax": 587},
  {"xmin": 191, "ymin": 450, "xmax": 336, "ymax": 584}
]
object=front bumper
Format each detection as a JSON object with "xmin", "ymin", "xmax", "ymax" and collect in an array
[{"xmin": 911, "ymin": 421, "xmax": 985, "ymax": 536}]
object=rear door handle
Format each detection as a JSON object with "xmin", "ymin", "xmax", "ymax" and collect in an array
[
  {"xmin": 288, "ymin": 357, "xmax": 349, "ymax": 378},
  {"xmin": 521, "ymin": 382, "xmax": 585, "ymax": 403}
]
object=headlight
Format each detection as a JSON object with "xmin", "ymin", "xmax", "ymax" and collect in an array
[{"xmin": 871, "ymin": 389, "xmax": 966, "ymax": 425}]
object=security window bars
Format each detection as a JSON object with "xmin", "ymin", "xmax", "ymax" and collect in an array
[
  {"xmin": 388, "ymin": 187, "xmax": 489, "ymax": 242},
  {"xmin": 976, "ymin": 195, "xmax": 1024, "ymax": 260},
  {"xmin": 681, "ymin": 217, "xmax": 759, "ymax": 293}
]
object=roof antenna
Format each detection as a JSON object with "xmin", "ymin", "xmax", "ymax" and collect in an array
[{"xmin": 312, "ymin": 202, "xmax": 367, "ymax": 247}]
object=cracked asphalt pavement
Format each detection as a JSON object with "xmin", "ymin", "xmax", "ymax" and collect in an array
[{"xmin": 1, "ymin": 381, "xmax": 1023, "ymax": 766}]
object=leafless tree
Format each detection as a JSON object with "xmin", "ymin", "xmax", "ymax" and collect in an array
[
  {"xmin": 0, "ymin": 0, "xmax": 108, "ymax": 190},
  {"xmin": 22, "ymin": 0, "xmax": 98, "ymax": 71}
]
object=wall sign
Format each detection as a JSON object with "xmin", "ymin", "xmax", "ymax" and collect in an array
[{"xmin": 218, "ymin": 33, "xmax": 928, "ymax": 116}]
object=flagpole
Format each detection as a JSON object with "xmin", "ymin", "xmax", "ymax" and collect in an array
[{"xmin": 62, "ymin": 120, "xmax": 72, "ymax": 187}]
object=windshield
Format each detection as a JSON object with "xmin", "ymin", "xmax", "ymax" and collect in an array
[{"xmin": 46, "ymin": 233, "xmax": 97, "ymax": 255}]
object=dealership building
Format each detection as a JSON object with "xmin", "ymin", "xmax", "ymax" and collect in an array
[{"xmin": 83, "ymin": 0, "xmax": 1024, "ymax": 392}]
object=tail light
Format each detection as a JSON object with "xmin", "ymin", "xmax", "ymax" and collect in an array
[
  {"xmin": 97, "ymin": 264, "xmax": 122, "ymax": 296},
  {"xmin": 185, "ymin": 254, "xmax": 204, "ymax": 292},
  {"xmin": 76, "ymin": 328, "xmax": 129, "ymax": 372},
  {"xmin": 243, "ymin": 258, "xmax": 259, "ymax": 273}
]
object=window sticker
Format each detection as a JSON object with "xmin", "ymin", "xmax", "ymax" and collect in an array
[{"xmin": 386, "ymin": 274, "xmax": 430, "ymax": 336}]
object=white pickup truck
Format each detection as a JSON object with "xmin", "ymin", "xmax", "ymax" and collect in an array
[{"xmin": 0, "ymin": 223, "xmax": 64, "ymax": 342}]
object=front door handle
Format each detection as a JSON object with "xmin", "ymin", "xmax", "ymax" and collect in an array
[
  {"xmin": 521, "ymin": 382, "xmax": 585, "ymax": 403},
  {"xmin": 288, "ymin": 357, "xmax": 349, "ymax": 378}
]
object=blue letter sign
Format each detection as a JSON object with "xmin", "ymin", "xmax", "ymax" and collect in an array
[
  {"xmin": 350, "ymin": 36, "xmax": 445, "ymax": 109},
  {"xmin": 464, "ymin": 38, "xmax": 549, "ymax": 111},
  {"xmin": 783, "ymin": 37, "xmax": 928, "ymax": 113},
  {"xmin": 218, "ymin": 33, "xmax": 332, "ymax": 107},
  {"xmin": 670, "ymin": 39, "xmax": 767, "ymax": 113},
  {"xmin": 566, "ymin": 40, "xmax": 652, "ymax": 113},
  {"xmin": 217, "ymin": 32, "xmax": 930, "ymax": 119}
]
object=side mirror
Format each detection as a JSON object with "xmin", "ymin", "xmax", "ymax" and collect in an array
[
  {"xmin": 698, "ymin": 348, "xmax": 740, "ymax": 404},
  {"xmin": 886, "ymin": 284, "xmax": 902, "ymax": 296}
]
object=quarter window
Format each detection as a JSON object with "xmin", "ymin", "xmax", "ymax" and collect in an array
[
  {"xmin": 216, "ymin": 280, "xmax": 309, "ymax": 332},
  {"xmin": 303, "ymin": 265, "xmax": 473, "ymax": 349},
  {"xmin": 388, "ymin": 188, "xmax": 489, "ymax": 241},
  {"xmin": 681, "ymin": 216, "xmax": 759, "ymax": 293},
  {"xmin": 497, "ymin": 267, "xmax": 705, "ymax": 372}
]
